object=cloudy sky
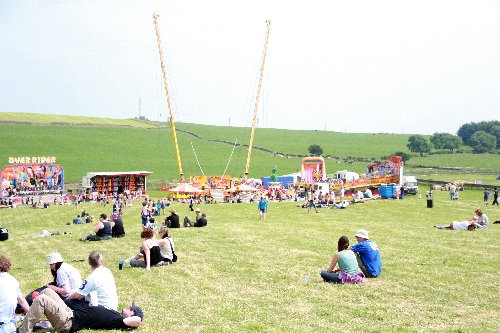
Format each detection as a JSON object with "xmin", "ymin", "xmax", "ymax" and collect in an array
[{"xmin": 0, "ymin": 0, "xmax": 499, "ymax": 134}]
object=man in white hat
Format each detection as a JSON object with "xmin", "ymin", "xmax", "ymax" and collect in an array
[
  {"xmin": 184, "ymin": 208, "xmax": 202, "ymax": 227},
  {"xmin": 351, "ymin": 229, "xmax": 382, "ymax": 278}
]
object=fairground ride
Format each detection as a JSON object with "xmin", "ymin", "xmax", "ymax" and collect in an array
[
  {"xmin": 244, "ymin": 20, "xmax": 271, "ymax": 180},
  {"xmin": 153, "ymin": 13, "xmax": 184, "ymax": 183}
]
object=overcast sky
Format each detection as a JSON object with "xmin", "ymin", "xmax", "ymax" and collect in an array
[{"xmin": 1, "ymin": 0, "xmax": 499, "ymax": 134}]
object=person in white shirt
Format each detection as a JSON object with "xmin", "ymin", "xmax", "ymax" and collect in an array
[
  {"xmin": 45, "ymin": 252, "xmax": 82, "ymax": 298},
  {"xmin": 0, "ymin": 255, "xmax": 30, "ymax": 333},
  {"xmin": 474, "ymin": 209, "xmax": 489, "ymax": 229},
  {"xmin": 67, "ymin": 251, "xmax": 118, "ymax": 310}
]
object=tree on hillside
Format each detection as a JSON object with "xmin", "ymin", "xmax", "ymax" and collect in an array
[
  {"xmin": 490, "ymin": 125, "xmax": 500, "ymax": 148},
  {"xmin": 469, "ymin": 131, "xmax": 497, "ymax": 153},
  {"xmin": 406, "ymin": 135, "xmax": 432, "ymax": 156},
  {"xmin": 430, "ymin": 133, "xmax": 463, "ymax": 152},
  {"xmin": 457, "ymin": 120, "xmax": 500, "ymax": 147},
  {"xmin": 308, "ymin": 144, "xmax": 323, "ymax": 156},
  {"xmin": 392, "ymin": 151, "xmax": 411, "ymax": 162}
]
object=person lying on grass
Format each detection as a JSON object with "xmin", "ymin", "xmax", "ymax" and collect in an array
[
  {"xmin": 320, "ymin": 236, "xmax": 367, "ymax": 284},
  {"xmin": 19, "ymin": 288, "xmax": 143, "ymax": 333},
  {"xmin": 435, "ymin": 219, "xmax": 478, "ymax": 231}
]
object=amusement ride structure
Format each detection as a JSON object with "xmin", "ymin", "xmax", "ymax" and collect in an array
[
  {"xmin": 153, "ymin": 14, "xmax": 271, "ymax": 191},
  {"xmin": 153, "ymin": 13, "xmax": 184, "ymax": 183}
]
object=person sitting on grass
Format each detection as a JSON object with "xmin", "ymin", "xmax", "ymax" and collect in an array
[
  {"xmin": 110, "ymin": 211, "xmax": 125, "ymax": 238},
  {"xmin": 473, "ymin": 209, "xmax": 489, "ymax": 229},
  {"xmin": 79, "ymin": 213, "xmax": 112, "ymax": 242},
  {"xmin": 351, "ymin": 229, "xmax": 381, "ymax": 278},
  {"xmin": 45, "ymin": 252, "xmax": 82, "ymax": 299},
  {"xmin": 73, "ymin": 215, "xmax": 84, "ymax": 224},
  {"xmin": 184, "ymin": 208, "xmax": 202, "ymax": 227},
  {"xmin": 157, "ymin": 227, "xmax": 176, "ymax": 264},
  {"xmin": 165, "ymin": 209, "xmax": 180, "ymax": 228},
  {"xmin": 122, "ymin": 229, "xmax": 165, "ymax": 270},
  {"xmin": 66, "ymin": 251, "xmax": 118, "ymax": 311},
  {"xmin": 19, "ymin": 288, "xmax": 143, "ymax": 333},
  {"xmin": 0, "ymin": 255, "xmax": 30, "ymax": 333},
  {"xmin": 320, "ymin": 236, "xmax": 367, "ymax": 284}
]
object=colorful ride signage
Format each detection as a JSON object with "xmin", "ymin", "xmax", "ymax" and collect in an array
[
  {"xmin": 8, "ymin": 156, "xmax": 57, "ymax": 164},
  {"xmin": 1, "ymin": 157, "xmax": 64, "ymax": 195}
]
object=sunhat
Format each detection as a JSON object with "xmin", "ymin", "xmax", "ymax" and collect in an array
[
  {"xmin": 354, "ymin": 229, "xmax": 369, "ymax": 239},
  {"xmin": 47, "ymin": 252, "xmax": 64, "ymax": 265}
]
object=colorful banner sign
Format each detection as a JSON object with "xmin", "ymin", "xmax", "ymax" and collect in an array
[{"xmin": 1, "ymin": 163, "xmax": 64, "ymax": 194}]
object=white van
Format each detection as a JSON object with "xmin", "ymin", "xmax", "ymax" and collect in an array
[
  {"xmin": 402, "ymin": 176, "xmax": 418, "ymax": 194},
  {"xmin": 313, "ymin": 183, "xmax": 330, "ymax": 196},
  {"xmin": 333, "ymin": 170, "xmax": 359, "ymax": 183}
]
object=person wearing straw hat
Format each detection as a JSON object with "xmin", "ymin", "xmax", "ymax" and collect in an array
[
  {"xmin": 165, "ymin": 209, "xmax": 180, "ymax": 228},
  {"xmin": 19, "ymin": 287, "xmax": 143, "ymax": 333},
  {"xmin": 350, "ymin": 229, "xmax": 382, "ymax": 278}
]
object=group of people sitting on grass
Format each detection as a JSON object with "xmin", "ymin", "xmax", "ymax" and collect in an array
[
  {"xmin": 120, "ymin": 226, "xmax": 176, "ymax": 270},
  {"xmin": 79, "ymin": 211, "xmax": 125, "ymax": 241},
  {"xmin": 1, "ymin": 251, "xmax": 143, "ymax": 333},
  {"xmin": 321, "ymin": 228, "xmax": 382, "ymax": 284},
  {"xmin": 163, "ymin": 208, "xmax": 208, "ymax": 229}
]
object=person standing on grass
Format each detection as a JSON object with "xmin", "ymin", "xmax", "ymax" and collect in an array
[
  {"xmin": 350, "ymin": 229, "xmax": 381, "ymax": 278},
  {"xmin": 258, "ymin": 196, "xmax": 268, "ymax": 221},
  {"xmin": 492, "ymin": 187, "xmax": 498, "ymax": 206},
  {"xmin": 0, "ymin": 255, "xmax": 30, "ymax": 333},
  {"xmin": 483, "ymin": 188, "xmax": 490, "ymax": 205},
  {"xmin": 307, "ymin": 189, "xmax": 319, "ymax": 213},
  {"xmin": 320, "ymin": 236, "xmax": 367, "ymax": 284}
]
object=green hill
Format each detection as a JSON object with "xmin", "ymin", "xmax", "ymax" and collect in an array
[{"xmin": 0, "ymin": 112, "xmax": 498, "ymax": 185}]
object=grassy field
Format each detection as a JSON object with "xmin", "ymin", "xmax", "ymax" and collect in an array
[
  {"xmin": 0, "ymin": 112, "xmax": 156, "ymax": 128},
  {"xmin": 0, "ymin": 123, "xmax": 385, "ymax": 182},
  {"xmin": 409, "ymin": 154, "xmax": 500, "ymax": 172},
  {"xmin": 1, "ymin": 190, "xmax": 499, "ymax": 332},
  {"xmin": 406, "ymin": 169, "xmax": 499, "ymax": 186},
  {"xmin": 0, "ymin": 112, "xmax": 498, "ymax": 185}
]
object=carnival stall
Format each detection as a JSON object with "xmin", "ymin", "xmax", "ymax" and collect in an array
[{"xmin": 81, "ymin": 171, "xmax": 152, "ymax": 195}]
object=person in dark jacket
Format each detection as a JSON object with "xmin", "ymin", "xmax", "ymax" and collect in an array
[
  {"xmin": 164, "ymin": 209, "xmax": 180, "ymax": 228},
  {"xmin": 110, "ymin": 211, "xmax": 125, "ymax": 238},
  {"xmin": 80, "ymin": 214, "xmax": 112, "ymax": 241}
]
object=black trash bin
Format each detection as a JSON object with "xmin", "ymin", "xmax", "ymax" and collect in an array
[
  {"xmin": 0, "ymin": 228, "xmax": 8, "ymax": 241},
  {"xmin": 427, "ymin": 199, "xmax": 433, "ymax": 208}
]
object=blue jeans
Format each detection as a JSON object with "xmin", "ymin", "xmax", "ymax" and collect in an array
[{"xmin": 320, "ymin": 270, "xmax": 341, "ymax": 283}]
